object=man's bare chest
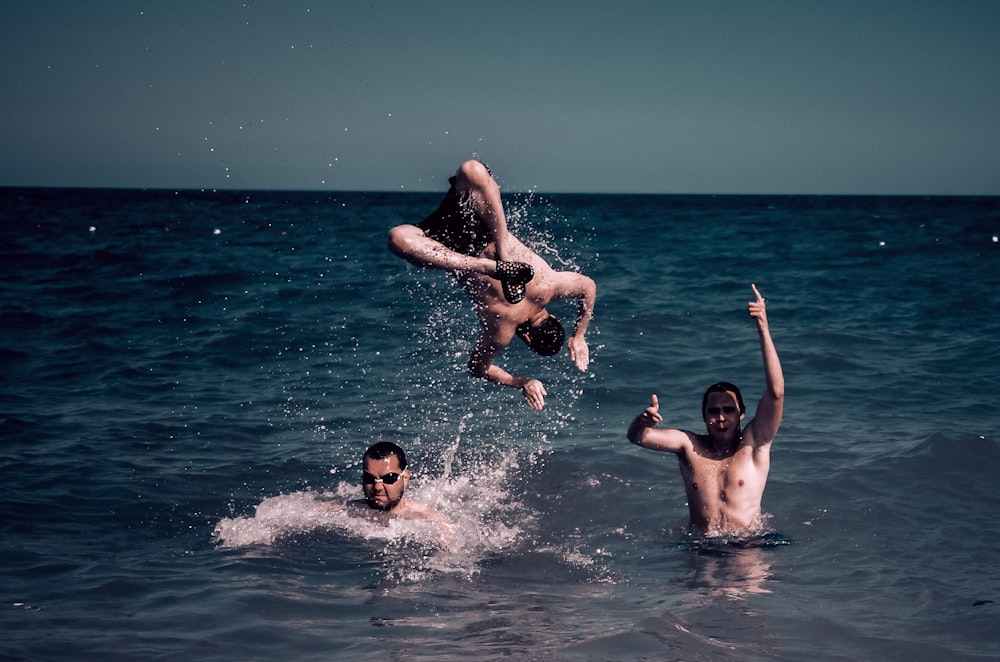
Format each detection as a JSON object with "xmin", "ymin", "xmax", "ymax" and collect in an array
[{"xmin": 683, "ymin": 445, "xmax": 757, "ymax": 491}]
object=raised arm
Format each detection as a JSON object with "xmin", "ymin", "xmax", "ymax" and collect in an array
[
  {"xmin": 627, "ymin": 394, "xmax": 694, "ymax": 453},
  {"xmin": 468, "ymin": 331, "xmax": 547, "ymax": 410},
  {"xmin": 745, "ymin": 284, "xmax": 784, "ymax": 447}
]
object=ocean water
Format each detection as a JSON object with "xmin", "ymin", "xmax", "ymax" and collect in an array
[{"xmin": 2, "ymin": 186, "xmax": 998, "ymax": 661}]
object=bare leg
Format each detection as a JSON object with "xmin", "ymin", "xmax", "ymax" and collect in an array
[
  {"xmin": 451, "ymin": 159, "xmax": 515, "ymax": 263},
  {"xmin": 387, "ymin": 160, "xmax": 518, "ymax": 275},
  {"xmin": 387, "ymin": 159, "xmax": 534, "ymax": 302},
  {"xmin": 387, "ymin": 224, "xmax": 495, "ymax": 274}
]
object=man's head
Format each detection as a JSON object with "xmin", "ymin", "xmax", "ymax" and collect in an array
[
  {"xmin": 701, "ymin": 382, "xmax": 746, "ymax": 439},
  {"xmin": 361, "ymin": 441, "xmax": 410, "ymax": 511},
  {"xmin": 515, "ymin": 313, "xmax": 565, "ymax": 356},
  {"xmin": 701, "ymin": 382, "xmax": 746, "ymax": 419}
]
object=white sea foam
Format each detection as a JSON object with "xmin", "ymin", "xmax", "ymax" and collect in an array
[{"xmin": 213, "ymin": 447, "xmax": 533, "ymax": 579}]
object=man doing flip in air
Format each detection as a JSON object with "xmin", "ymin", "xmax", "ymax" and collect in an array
[{"xmin": 388, "ymin": 159, "xmax": 596, "ymax": 410}]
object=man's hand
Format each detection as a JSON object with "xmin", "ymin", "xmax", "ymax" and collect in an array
[
  {"xmin": 638, "ymin": 394, "xmax": 662, "ymax": 428},
  {"xmin": 748, "ymin": 283, "xmax": 768, "ymax": 327},
  {"xmin": 522, "ymin": 379, "xmax": 547, "ymax": 410},
  {"xmin": 567, "ymin": 336, "xmax": 590, "ymax": 372},
  {"xmin": 627, "ymin": 394, "xmax": 663, "ymax": 446}
]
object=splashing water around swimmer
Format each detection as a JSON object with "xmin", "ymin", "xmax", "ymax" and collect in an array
[
  {"xmin": 213, "ymin": 194, "xmax": 597, "ymax": 581},
  {"xmin": 212, "ymin": 423, "xmax": 533, "ymax": 580}
]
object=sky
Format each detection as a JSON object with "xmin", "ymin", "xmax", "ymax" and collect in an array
[{"xmin": 2, "ymin": 1, "xmax": 999, "ymax": 195}]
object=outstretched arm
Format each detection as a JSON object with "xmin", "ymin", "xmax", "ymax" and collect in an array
[
  {"xmin": 746, "ymin": 284, "xmax": 784, "ymax": 447},
  {"xmin": 626, "ymin": 394, "xmax": 693, "ymax": 453},
  {"xmin": 468, "ymin": 332, "xmax": 547, "ymax": 410},
  {"xmin": 402, "ymin": 499, "xmax": 457, "ymax": 551}
]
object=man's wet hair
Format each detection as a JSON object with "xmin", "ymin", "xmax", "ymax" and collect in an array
[
  {"xmin": 363, "ymin": 441, "xmax": 407, "ymax": 470},
  {"xmin": 515, "ymin": 315, "xmax": 565, "ymax": 357},
  {"xmin": 701, "ymin": 381, "xmax": 745, "ymax": 419}
]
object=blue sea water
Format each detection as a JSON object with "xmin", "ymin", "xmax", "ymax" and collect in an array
[{"xmin": 1, "ymin": 186, "xmax": 999, "ymax": 661}]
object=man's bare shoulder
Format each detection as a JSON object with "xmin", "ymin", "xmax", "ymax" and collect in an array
[
  {"xmin": 336, "ymin": 497, "xmax": 446, "ymax": 523},
  {"xmin": 543, "ymin": 268, "xmax": 595, "ymax": 300},
  {"xmin": 740, "ymin": 418, "xmax": 777, "ymax": 453},
  {"xmin": 545, "ymin": 266, "xmax": 590, "ymax": 284},
  {"xmin": 396, "ymin": 498, "xmax": 449, "ymax": 523},
  {"xmin": 681, "ymin": 430, "xmax": 711, "ymax": 454}
]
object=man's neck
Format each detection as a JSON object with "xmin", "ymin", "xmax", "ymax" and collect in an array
[{"xmin": 704, "ymin": 430, "xmax": 742, "ymax": 456}]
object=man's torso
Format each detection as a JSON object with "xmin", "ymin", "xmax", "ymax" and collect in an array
[
  {"xmin": 459, "ymin": 237, "xmax": 560, "ymax": 335},
  {"xmin": 679, "ymin": 431, "xmax": 770, "ymax": 535}
]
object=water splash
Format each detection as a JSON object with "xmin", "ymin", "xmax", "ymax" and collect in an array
[{"xmin": 212, "ymin": 444, "xmax": 534, "ymax": 580}]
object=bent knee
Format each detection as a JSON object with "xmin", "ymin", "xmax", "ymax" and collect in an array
[
  {"xmin": 387, "ymin": 224, "xmax": 420, "ymax": 257},
  {"xmin": 455, "ymin": 159, "xmax": 491, "ymax": 187}
]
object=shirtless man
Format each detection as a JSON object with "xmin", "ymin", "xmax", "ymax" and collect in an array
[
  {"xmin": 348, "ymin": 441, "xmax": 446, "ymax": 524},
  {"xmin": 326, "ymin": 441, "xmax": 454, "ymax": 552},
  {"xmin": 388, "ymin": 159, "xmax": 596, "ymax": 410},
  {"xmin": 626, "ymin": 284, "xmax": 784, "ymax": 537}
]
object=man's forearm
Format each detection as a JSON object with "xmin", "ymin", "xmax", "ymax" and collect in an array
[
  {"xmin": 758, "ymin": 322, "xmax": 784, "ymax": 397},
  {"xmin": 479, "ymin": 362, "xmax": 528, "ymax": 389},
  {"xmin": 627, "ymin": 417, "xmax": 649, "ymax": 445},
  {"xmin": 573, "ymin": 307, "xmax": 592, "ymax": 339},
  {"xmin": 574, "ymin": 280, "xmax": 596, "ymax": 335}
]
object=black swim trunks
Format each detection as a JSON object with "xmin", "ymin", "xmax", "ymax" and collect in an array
[{"xmin": 417, "ymin": 176, "xmax": 489, "ymax": 257}]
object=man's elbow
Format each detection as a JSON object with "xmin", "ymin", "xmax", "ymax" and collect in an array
[
  {"xmin": 467, "ymin": 359, "xmax": 488, "ymax": 380},
  {"xmin": 577, "ymin": 276, "xmax": 597, "ymax": 306}
]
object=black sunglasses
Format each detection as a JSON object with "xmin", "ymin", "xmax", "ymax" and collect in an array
[{"xmin": 362, "ymin": 471, "xmax": 403, "ymax": 485}]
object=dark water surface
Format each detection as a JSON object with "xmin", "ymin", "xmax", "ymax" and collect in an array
[{"xmin": 2, "ymin": 188, "xmax": 998, "ymax": 660}]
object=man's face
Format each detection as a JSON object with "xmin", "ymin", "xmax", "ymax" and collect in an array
[
  {"xmin": 362, "ymin": 454, "xmax": 409, "ymax": 511},
  {"xmin": 703, "ymin": 390, "xmax": 744, "ymax": 441},
  {"xmin": 517, "ymin": 309, "xmax": 552, "ymax": 340}
]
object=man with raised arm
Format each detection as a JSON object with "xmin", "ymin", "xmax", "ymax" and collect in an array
[
  {"xmin": 388, "ymin": 159, "xmax": 596, "ymax": 410},
  {"xmin": 626, "ymin": 284, "xmax": 784, "ymax": 537}
]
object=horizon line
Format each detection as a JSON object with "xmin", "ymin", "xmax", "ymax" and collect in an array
[{"xmin": 3, "ymin": 184, "xmax": 998, "ymax": 199}]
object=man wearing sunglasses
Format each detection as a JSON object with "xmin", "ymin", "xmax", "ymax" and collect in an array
[
  {"xmin": 626, "ymin": 285, "xmax": 785, "ymax": 537},
  {"xmin": 354, "ymin": 441, "xmax": 446, "ymax": 526},
  {"xmin": 388, "ymin": 159, "xmax": 597, "ymax": 411}
]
